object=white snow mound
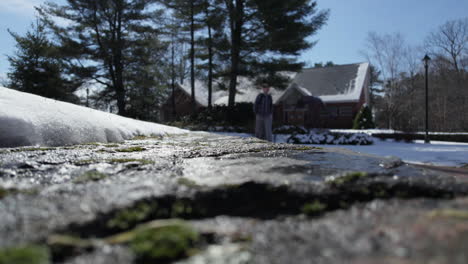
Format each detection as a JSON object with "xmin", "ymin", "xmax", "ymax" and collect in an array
[{"xmin": 0, "ymin": 87, "xmax": 187, "ymax": 147}]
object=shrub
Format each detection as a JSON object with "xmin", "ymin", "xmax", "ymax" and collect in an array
[{"xmin": 353, "ymin": 105, "xmax": 375, "ymax": 129}]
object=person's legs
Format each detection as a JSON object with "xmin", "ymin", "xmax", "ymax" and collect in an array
[
  {"xmin": 255, "ymin": 115, "xmax": 265, "ymax": 139},
  {"xmin": 264, "ymin": 114, "xmax": 273, "ymax": 142}
]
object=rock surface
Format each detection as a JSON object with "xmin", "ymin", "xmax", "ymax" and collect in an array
[{"xmin": 1, "ymin": 132, "xmax": 468, "ymax": 263}]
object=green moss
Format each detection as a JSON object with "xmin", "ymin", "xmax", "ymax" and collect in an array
[
  {"xmin": 115, "ymin": 147, "xmax": 147, "ymax": 153},
  {"xmin": 0, "ymin": 187, "xmax": 8, "ymax": 199},
  {"xmin": 107, "ymin": 159, "xmax": 154, "ymax": 165},
  {"xmin": 428, "ymin": 209, "xmax": 468, "ymax": 220},
  {"xmin": 0, "ymin": 245, "xmax": 50, "ymax": 264},
  {"xmin": 301, "ymin": 200, "xmax": 327, "ymax": 216},
  {"xmin": 0, "ymin": 187, "xmax": 38, "ymax": 199},
  {"xmin": 177, "ymin": 178, "xmax": 200, "ymax": 188},
  {"xmin": 74, "ymin": 159, "xmax": 97, "ymax": 165},
  {"xmin": 131, "ymin": 135, "xmax": 163, "ymax": 141},
  {"xmin": 130, "ymin": 222, "xmax": 199, "ymax": 262},
  {"xmin": 73, "ymin": 170, "xmax": 108, "ymax": 183},
  {"xmin": 326, "ymin": 172, "xmax": 369, "ymax": 186},
  {"xmin": 291, "ymin": 146, "xmax": 321, "ymax": 151},
  {"xmin": 80, "ymin": 142, "xmax": 101, "ymax": 146},
  {"xmin": 107, "ymin": 202, "xmax": 158, "ymax": 230},
  {"xmin": 12, "ymin": 147, "xmax": 55, "ymax": 152},
  {"xmin": 105, "ymin": 144, "xmax": 120, "ymax": 148}
]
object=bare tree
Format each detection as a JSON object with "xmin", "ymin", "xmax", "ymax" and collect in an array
[
  {"xmin": 362, "ymin": 32, "xmax": 409, "ymax": 129},
  {"xmin": 425, "ymin": 18, "xmax": 468, "ymax": 72}
]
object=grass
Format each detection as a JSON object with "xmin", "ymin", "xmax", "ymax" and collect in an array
[
  {"xmin": 0, "ymin": 245, "xmax": 50, "ymax": 264},
  {"xmin": 73, "ymin": 170, "xmax": 109, "ymax": 183},
  {"xmin": 115, "ymin": 147, "xmax": 147, "ymax": 153}
]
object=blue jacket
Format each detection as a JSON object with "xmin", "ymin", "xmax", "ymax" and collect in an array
[{"xmin": 254, "ymin": 93, "xmax": 273, "ymax": 116}]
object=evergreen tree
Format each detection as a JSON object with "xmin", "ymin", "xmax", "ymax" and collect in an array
[
  {"xmin": 161, "ymin": 0, "xmax": 205, "ymax": 112},
  {"xmin": 196, "ymin": 0, "xmax": 226, "ymax": 109},
  {"xmin": 353, "ymin": 105, "xmax": 376, "ymax": 129},
  {"xmin": 7, "ymin": 19, "xmax": 81, "ymax": 102},
  {"xmin": 38, "ymin": 0, "xmax": 161, "ymax": 116}
]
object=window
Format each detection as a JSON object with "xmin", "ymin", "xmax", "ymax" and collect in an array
[
  {"xmin": 327, "ymin": 106, "xmax": 338, "ymax": 117},
  {"xmin": 339, "ymin": 106, "xmax": 353, "ymax": 117}
]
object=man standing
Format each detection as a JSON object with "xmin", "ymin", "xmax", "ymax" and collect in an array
[{"xmin": 254, "ymin": 83, "xmax": 273, "ymax": 141}]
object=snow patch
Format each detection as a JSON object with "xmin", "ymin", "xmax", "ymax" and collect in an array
[{"xmin": 0, "ymin": 87, "xmax": 186, "ymax": 147}]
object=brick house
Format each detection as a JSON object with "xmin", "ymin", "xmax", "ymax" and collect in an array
[{"xmin": 274, "ymin": 62, "xmax": 371, "ymax": 128}]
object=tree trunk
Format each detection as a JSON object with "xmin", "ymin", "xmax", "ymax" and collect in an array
[
  {"xmin": 227, "ymin": 0, "xmax": 244, "ymax": 110},
  {"xmin": 190, "ymin": 0, "xmax": 196, "ymax": 113},
  {"xmin": 114, "ymin": 5, "xmax": 126, "ymax": 116},
  {"xmin": 207, "ymin": 22, "xmax": 213, "ymax": 109}
]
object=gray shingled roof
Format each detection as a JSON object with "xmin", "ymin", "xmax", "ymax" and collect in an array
[
  {"xmin": 294, "ymin": 63, "xmax": 361, "ymax": 96},
  {"xmin": 276, "ymin": 62, "xmax": 370, "ymax": 104}
]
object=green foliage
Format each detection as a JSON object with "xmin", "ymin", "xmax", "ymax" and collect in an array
[
  {"xmin": 7, "ymin": 19, "xmax": 81, "ymax": 103},
  {"xmin": 0, "ymin": 245, "xmax": 50, "ymax": 264},
  {"xmin": 353, "ymin": 105, "xmax": 375, "ymax": 129},
  {"xmin": 130, "ymin": 223, "xmax": 199, "ymax": 263},
  {"xmin": 73, "ymin": 170, "xmax": 108, "ymax": 184}
]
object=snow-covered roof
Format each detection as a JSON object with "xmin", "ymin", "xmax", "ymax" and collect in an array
[
  {"xmin": 178, "ymin": 77, "xmax": 283, "ymax": 106},
  {"xmin": 278, "ymin": 62, "xmax": 370, "ymax": 103},
  {"xmin": 177, "ymin": 81, "xmax": 210, "ymax": 107},
  {"xmin": 0, "ymin": 87, "xmax": 186, "ymax": 147},
  {"xmin": 213, "ymin": 76, "xmax": 283, "ymax": 106}
]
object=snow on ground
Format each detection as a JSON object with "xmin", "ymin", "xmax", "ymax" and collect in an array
[
  {"xmin": 0, "ymin": 87, "xmax": 187, "ymax": 147},
  {"xmin": 215, "ymin": 132, "xmax": 468, "ymax": 167}
]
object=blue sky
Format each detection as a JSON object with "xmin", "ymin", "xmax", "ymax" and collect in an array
[{"xmin": 0, "ymin": 0, "xmax": 467, "ymax": 81}]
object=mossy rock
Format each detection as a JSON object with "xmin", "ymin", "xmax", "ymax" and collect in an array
[
  {"xmin": 428, "ymin": 209, "xmax": 468, "ymax": 220},
  {"xmin": 0, "ymin": 187, "xmax": 7, "ymax": 199},
  {"xmin": 177, "ymin": 178, "xmax": 200, "ymax": 188},
  {"xmin": 73, "ymin": 170, "xmax": 108, "ymax": 183},
  {"xmin": 107, "ymin": 202, "xmax": 158, "ymax": 230},
  {"xmin": 12, "ymin": 147, "xmax": 55, "ymax": 152},
  {"xmin": 130, "ymin": 223, "xmax": 199, "ymax": 263},
  {"xmin": 107, "ymin": 159, "xmax": 154, "ymax": 165},
  {"xmin": 0, "ymin": 245, "xmax": 50, "ymax": 264},
  {"xmin": 115, "ymin": 147, "xmax": 146, "ymax": 153},
  {"xmin": 326, "ymin": 172, "xmax": 369, "ymax": 186},
  {"xmin": 301, "ymin": 200, "xmax": 327, "ymax": 216}
]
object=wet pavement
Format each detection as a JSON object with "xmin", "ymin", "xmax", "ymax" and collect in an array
[{"xmin": 1, "ymin": 132, "xmax": 468, "ymax": 263}]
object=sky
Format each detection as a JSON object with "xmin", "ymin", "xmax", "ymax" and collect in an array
[{"xmin": 0, "ymin": 0, "xmax": 467, "ymax": 82}]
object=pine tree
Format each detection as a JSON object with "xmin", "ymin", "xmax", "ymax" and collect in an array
[
  {"xmin": 353, "ymin": 105, "xmax": 376, "ymax": 129},
  {"xmin": 38, "ymin": 0, "xmax": 161, "ymax": 116},
  {"xmin": 7, "ymin": 19, "xmax": 81, "ymax": 102},
  {"xmin": 223, "ymin": 0, "xmax": 329, "ymax": 109},
  {"xmin": 196, "ymin": 0, "xmax": 226, "ymax": 109}
]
